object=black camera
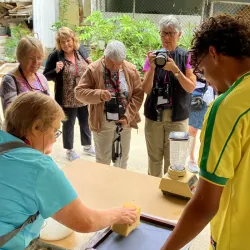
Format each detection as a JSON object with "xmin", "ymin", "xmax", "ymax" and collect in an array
[
  {"xmin": 105, "ymin": 97, "xmax": 125, "ymax": 121},
  {"xmin": 158, "ymin": 87, "xmax": 169, "ymax": 100},
  {"xmin": 154, "ymin": 49, "xmax": 169, "ymax": 68}
]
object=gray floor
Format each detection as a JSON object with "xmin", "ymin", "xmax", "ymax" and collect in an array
[{"xmin": 0, "ymin": 79, "xmax": 210, "ymax": 249}]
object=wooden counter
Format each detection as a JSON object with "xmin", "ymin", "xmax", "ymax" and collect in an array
[{"xmin": 43, "ymin": 159, "xmax": 187, "ymax": 249}]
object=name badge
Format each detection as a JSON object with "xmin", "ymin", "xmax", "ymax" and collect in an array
[
  {"xmin": 106, "ymin": 112, "xmax": 119, "ymax": 121},
  {"xmin": 157, "ymin": 96, "xmax": 169, "ymax": 105}
]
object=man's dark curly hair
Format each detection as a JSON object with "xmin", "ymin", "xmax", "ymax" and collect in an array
[{"xmin": 190, "ymin": 14, "xmax": 250, "ymax": 67}]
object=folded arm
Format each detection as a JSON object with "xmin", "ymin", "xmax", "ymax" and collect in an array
[
  {"xmin": 75, "ymin": 68, "xmax": 103, "ymax": 105},
  {"xmin": 124, "ymin": 69, "xmax": 144, "ymax": 123}
]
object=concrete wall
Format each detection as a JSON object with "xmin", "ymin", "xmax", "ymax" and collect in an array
[
  {"xmin": 83, "ymin": 0, "xmax": 91, "ymax": 18},
  {"xmin": 33, "ymin": 0, "xmax": 59, "ymax": 49},
  {"xmin": 65, "ymin": 0, "xmax": 80, "ymax": 26}
]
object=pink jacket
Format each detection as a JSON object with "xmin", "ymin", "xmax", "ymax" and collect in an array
[{"xmin": 75, "ymin": 58, "xmax": 144, "ymax": 132}]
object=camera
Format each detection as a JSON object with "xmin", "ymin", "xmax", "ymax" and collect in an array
[
  {"xmin": 158, "ymin": 87, "xmax": 169, "ymax": 99},
  {"xmin": 105, "ymin": 97, "xmax": 125, "ymax": 121},
  {"xmin": 154, "ymin": 49, "xmax": 169, "ymax": 68}
]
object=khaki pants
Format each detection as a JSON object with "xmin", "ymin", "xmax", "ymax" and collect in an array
[
  {"xmin": 145, "ymin": 110, "xmax": 188, "ymax": 177},
  {"xmin": 93, "ymin": 115, "xmax": 131, "ymax": 169}
]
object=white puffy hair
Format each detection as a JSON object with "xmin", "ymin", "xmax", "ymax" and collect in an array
[
  {"xmin": 104, "ymin": 40, "xmax": 126, "ymax": 61},
  {"xmin": 159, "ymin": 15, "xmax": 182, "ymax": 32}
]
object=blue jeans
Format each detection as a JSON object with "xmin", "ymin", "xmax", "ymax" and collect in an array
[{"xmin": 189, "ymin": 104, "xmax": 208, "ymax": 130}]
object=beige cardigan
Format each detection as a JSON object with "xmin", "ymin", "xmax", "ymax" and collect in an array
[{"xmin": 75, "ymin": 58, "xmax": 144, "ymax": 133}]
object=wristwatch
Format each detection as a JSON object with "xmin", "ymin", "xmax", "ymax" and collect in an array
[{"xmin": 174, "ymin": 69, "xmax": 181, "ymax": 78}]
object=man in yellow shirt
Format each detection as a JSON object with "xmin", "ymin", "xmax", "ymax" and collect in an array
[{"xmin": 161, "ymin": 15, "xmax": 250, "ymax": 250}]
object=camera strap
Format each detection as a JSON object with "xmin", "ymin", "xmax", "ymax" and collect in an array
[
  {"xmin": 103, "ymin": 65, "xmax": 125, "ymax": 121},
  {"xmin": 156, "ymin": 70, "xmax": 171, "ymax": 106}
]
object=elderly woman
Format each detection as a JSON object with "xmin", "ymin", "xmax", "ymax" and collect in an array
[
  {"xmin": 75, "ymin": 40, "xmax": 143, "ymax": 169},
  {"xmin": 43, "ymin": 27, "xmax": 95, "ymax": 161},
  {"xmin": 0, "ymin": 36, "xmax": 49, "ymax": 113},
  {"xmin": 0, "ymin": 92, "xmax": 137, "ymax": 250},
  {"xmin": 142, "ymin": 15, "xmax": 196, "ymax": 177}
]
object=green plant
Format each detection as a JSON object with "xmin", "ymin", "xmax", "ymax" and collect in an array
[
  {"xmin": 4, "ymin": 24, "xmax": 32, "ymax": 62},
  {"xmin": 77, "ymin": 11, "xmax": 161, "ymax": 71},
  {"xmin": 51, "ymin": 0, "xmax": 72, "ymax": 30},
  {"xmin": 178, "ymin": 23, "xmax": 195, "ymax": 50}
]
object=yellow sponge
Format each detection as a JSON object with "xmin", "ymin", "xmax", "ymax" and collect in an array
[{"xmin": 112, "ymin": 203, "xmax": 141, "ymax": 237}]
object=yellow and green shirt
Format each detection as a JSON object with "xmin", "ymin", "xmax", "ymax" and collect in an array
[{"xmin": 198, "ymin": 72, "xmax": 250, "ymax": 250}]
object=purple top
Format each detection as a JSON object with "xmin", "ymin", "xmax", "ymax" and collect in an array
[
  {"xmin": 0, "ymin": 72, "xmax": 49, "ymax": 112},
  {"xmin": 143, "ymin": 53, "xmax": 192, "ymax": 72}
]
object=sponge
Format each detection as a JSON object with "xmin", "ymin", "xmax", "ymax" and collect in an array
[{"xmin": 112, "ymin": 203, "xmax": 141, "ymax": 237}]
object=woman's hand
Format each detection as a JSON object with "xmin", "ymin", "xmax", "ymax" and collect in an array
[
  {"xmin": 56, "ymin": 61, "xmax": 64, "ymax": 73},
  {"xmin": 100, "ymin": 90, "xmax": 112, "ymax": 101},
  {"xmin": 147, "ymin": 51, "xmax": 156, "ymax": 70},
  {"xmin": 163, "ymin": 57, "xmax": 179, "ymax": 74},
  {"xmin": 112, "ymin": 207, "xmax": 137, "ymax": 225},
  {"xmin": 115, "ymin": 116, "xmax": 128, "ymax": 128}
]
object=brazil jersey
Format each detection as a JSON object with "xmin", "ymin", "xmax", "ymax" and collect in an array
[{"xmin": 198, "ymin": 72, "xmax": 250, "ymax": 250}]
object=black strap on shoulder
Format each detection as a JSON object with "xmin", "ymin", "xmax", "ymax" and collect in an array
[
  {"xmin": 0, "ymin": 141, "xmax": 39, "ymax": 247},
  {"xmin": 0, "ymin": 141, "xmax": 31, "ymax": 155},
  {"xmin": 0, "ymin": 211, "xmax": 39, "ymax": 247}
]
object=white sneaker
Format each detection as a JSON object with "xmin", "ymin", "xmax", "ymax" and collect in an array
[
  {"xmin": 66, "ymin": 150, "xmax": 80, "ymax": 161},
  {"xmin": 83, "ymin": 145, "xmax": 96, "ymax": 157}
]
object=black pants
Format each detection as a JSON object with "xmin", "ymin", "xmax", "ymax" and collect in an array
[{"xmin": 62, "ymin": 106, "xmax": 91, "ymax": 150}]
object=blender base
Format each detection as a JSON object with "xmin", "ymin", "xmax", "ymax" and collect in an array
[
  {"xmin": 161, "ymin": 190, "xmax": 191, "ymax": 200},
  {"xmin": 159, "ymin": 166, "xmax": 198, "ymax": 199}
]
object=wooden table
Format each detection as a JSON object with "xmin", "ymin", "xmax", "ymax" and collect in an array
[{"xmin": 44, "ymin": 159, "xmax": 187, "ymax": 249}]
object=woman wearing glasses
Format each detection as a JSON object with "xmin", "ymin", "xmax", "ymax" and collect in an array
[
  {"xmin": 0, "ymin": 92, "xmax": 137, "ymax": 250},
  {"xmin": 142, "ymin": 15, "xmax": 196, "ymax": 177},
  {"xmin": 0, "ymin": 36, "xmax": 49, "ymax": 114}
]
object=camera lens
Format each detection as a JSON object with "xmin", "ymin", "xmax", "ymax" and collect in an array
[
  {"xmin": 155, "ymin": 53, "xmax": 167, "ymax": 68},
  {"xmin": 155, "ymin": 56, "xmax": 166, "ymax": 67}
]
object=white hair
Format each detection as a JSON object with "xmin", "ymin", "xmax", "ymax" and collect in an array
[
  {"xmin": 104, "ymin": 40, "xmax": 126, "ymax": 62},
  {"xmin": 159, "ymin": 15, "xmax": 182, "ymax": 32}
]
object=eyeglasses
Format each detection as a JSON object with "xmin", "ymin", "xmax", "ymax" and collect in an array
[
  {"xmin": 27, "ymin": 56, "xmax": 43, "ymax": 63},
  {"xmin": 160, "ymin": 31, "xmax": 177, "ymax": 38},
  {"xmin": 54, "ymin": 128, "xmax": 62, "ymax": 138},
  {"xmin": 193, "ymin": 53, "xmax": 207, "ymax": 77}
]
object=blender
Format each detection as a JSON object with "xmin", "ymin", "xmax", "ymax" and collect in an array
[{"xmin": 159, "ymin": 132, "xmax": 198, "ymax": 199}]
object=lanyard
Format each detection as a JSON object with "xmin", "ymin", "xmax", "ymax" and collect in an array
[
  {"xmin": 21, "ymin": 137, "xmax": 31, "ymax": 145},
  {"xmin": 155, "ymin": 69, "xmax": 171, "ymax": 89},
  {"xmin": 18, "ymin": 66, "xmax": 45, "ymax": 92},
  {"xmin": 110, "ymin": 71, "xmax": 121, "ymax": 97},
  {"xmin": 102, "ymin": 62, "xmax": 122, "ymax": 101}
]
